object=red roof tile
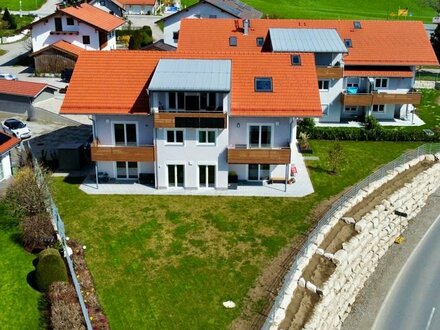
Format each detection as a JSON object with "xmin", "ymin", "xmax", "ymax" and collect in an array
[
  {"xmin": 0, "ymin": 132, "xmax": 20, "ymax": 155},
  {"xmin": 60, "ymin": 3, "xmax": 125, "ymax": 32},
  {"xmin": 61, "ymin": 51, "xmax": 322, "ymax": 117},
  {"xmin": 177, "ymin": 19, "xmax": 439, "ymax": 66},
  {"xmin": 0, "ymin": 80, "xmax": 50, "ymax": 98},
  {"xmin": 32, "ymin": 40, "xmax": 84, "ymax": 57}
]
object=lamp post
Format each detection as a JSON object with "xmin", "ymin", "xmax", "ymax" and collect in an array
[
  {"xmin": 19, "ymin": 0, "xmax": 22, "ymax": 17},
  {"xmin": 394, "ymin": 210, "xmax": 408, "ymax": 244}
]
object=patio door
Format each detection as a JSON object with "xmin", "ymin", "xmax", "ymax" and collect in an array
[
  {"xmin": 248, "ymin": 164, "xmax": 270, "ymax": 181},
  {"xmin": 249, "ymin": 125, "xmax": 272, "ymax": 148},
  {"xmin": 199, "ymin": 165, "xmax": 215, "ymax": 188},
  {"xmin": 116, "ymin": 161, "xmax": 138, "ymax": 179},
  {"xmin": 113, "ymin": 123, "xmax": 137, "ymax": 146},
  {"xmin": 168, "ymin": 165, "xmax": 184, "ymax": 187}
]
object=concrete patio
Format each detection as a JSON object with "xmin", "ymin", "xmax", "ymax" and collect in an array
[{"xmin": 316, "ymin": 113, "xmax": 425, "ymax": 128}]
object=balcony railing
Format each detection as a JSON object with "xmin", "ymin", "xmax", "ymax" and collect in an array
[
  {"xmin": 154, "ymin": 112, "xmax": 227, "ymax": 129},
  {"xmin": 227, "ymin": 146, "xmax": 291, "ymax": 164},
  {"xmin": 316, "ymin": 66, "xmax": 344, "ymax": 79},
  {"xmin": 341, "ymin": 91, "xmax": 422, "ymax": 106},
  {"xmin": 91, "ymin": 141, "xmax": 155, "ymax": 162}
]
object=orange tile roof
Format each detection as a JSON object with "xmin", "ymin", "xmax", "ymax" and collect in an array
[
  {"xmin": 117, "ymin": 0, "xmax": 156, "ymax": 5},
  {"xmin": 177, "ymin": 19, "xmax": 439, "ymax": 66},
  {"xmin": 344, "ymin": 66, "xmax": 414, "ymax": 78},
  {"xmin": 0, "ymin": 132, "xmax": 20, "ymax": 155},
  {"xmin": 0, "ymin": 80, "xmax": 50, "ymax": 98},
  {"xmin": 61, "ymin": 51, "xmax": 322, "ymax": 117},
  {"xmin": 60, "ymin": 3, "xmax": 125, "ymax": 32},
  {"xmin": 32, "ymin": 40, "xmax": 84, "ymax": 57}
]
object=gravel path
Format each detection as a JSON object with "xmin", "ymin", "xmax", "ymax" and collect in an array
[{"xmin": 342, "ymin": 188, "xmax": 440, "ymax": 330}]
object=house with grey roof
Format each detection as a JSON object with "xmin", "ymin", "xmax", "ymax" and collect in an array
[{"xmin": 157, "ymin": 0, "xmax": 262, "ymax": 47}]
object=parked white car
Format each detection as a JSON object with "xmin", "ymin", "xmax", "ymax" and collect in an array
[
  {"xmin": 2, "ymin": 119, "xmax": 31, "ymax": 139},
  {"xmin": 0, "ymin": 73, "xmax": 18, "ymax": 80}
]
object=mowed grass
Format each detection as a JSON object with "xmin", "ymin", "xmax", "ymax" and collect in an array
[
  {"xmin": 52, "ymin": 141, "xmax": 420, "ymax": 329},
  {"xmin": 182, "ymin": 0, "xmax": 435, "ymax": 21},
  {"xmin": 0, "ymin": 204, "xmax": 43, "ymax": 329},
  {"xmin": 2, "ymin": 0, "xmax": 45, "ymax": 11}
]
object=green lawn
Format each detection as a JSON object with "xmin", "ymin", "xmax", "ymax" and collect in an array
[
  {"xmin": 182, "ymin": 0, "xmax": 435, "ymax": 21},
  {"xmin": 0, "ymin": 14, "xmax": 35, "ymax": 37},
  {"xmin": 2, "ymin": 0, "xmax": 45, "ymax": 11},
  {"xmin": 0, "ymin": 204, "xmax": 43, "ymax": 329},
  {"xmin": 52, "ymin": 141, "xmax": 420, "ymax": 329}
]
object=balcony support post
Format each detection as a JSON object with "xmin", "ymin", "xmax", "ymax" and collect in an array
[{"xmin": 284, "ymin": 163, "xmax": 289, "ymax": 193}]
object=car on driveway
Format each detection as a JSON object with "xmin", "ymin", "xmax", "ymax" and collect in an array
[
  {"xmin": 2, "ymin": 118, "xmax": 31, "ymax": 139},
  {"xmin": 0, "ymin": 73, "xmax": 18, "ymax": 80}
]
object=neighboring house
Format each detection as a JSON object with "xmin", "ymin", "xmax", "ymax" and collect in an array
[
  {"xmin": 27, "ymin": 3, "xmax": 125, "ymax": 73},
  {"xmin": 0, "ymin": 80, "xmax": 57, "ymax": 120},
  {"xmin": 118, "ymin": 0, "xmax": 157, "ymax": 15},
  {"xmin": 141, "ymin": 39, "xmax": 176, "ymax": 51},
  {"xmin": 157, "ymin": 0, "xmax": 262, "ymax": 47},
  {"xmin": 0, "ymin": 132, "xmax": 20, "ymax": 182},
  {"xmin": 89, "ymin": 0, "xmax": 125, "ymax": 17},
  {"xmin": 61, "ymin": 51, "xmax": 320, "ymax": 189},
  {"xmin": 177, "ymin": 19, "xmax": 438, "ymax": 123},
  {"xmin": 31, "ymin": 40, "xmax": 83, "ymax": 74}
]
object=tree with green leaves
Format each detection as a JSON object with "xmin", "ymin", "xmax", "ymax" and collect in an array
[
  {"xmin": 425, "ymin": 0, "xmax": 440, "ymax": 15},
  {"xmin": 2, "ymin": 8, "xmax": 11, "ymax": 22},
  {"xmin": 327, "ymin": 142, "xmax": 346, "ymax": 174}
]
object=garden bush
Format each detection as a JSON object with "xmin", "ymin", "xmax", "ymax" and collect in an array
[
  {"xmin": 20, "ymin": 212, "xmax": 56, "ymax": 252},
  {"xmin": 48, "ymin": 282, "xmax": 85, "ymax": 330},
  {"xmin": 36, "ymin": 248, "xmax": 68, "ymax": 292}
]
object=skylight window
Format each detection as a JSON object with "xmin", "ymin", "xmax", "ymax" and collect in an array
[
  {"xmin": 256, "ymin": 37, "xmax": 264, "ymax": 47},
  {"xmin": 353, "ymin": 21, "xmax": 362, "ymax": 29},
  {"xmin": 254, "ymin": 77, "xmax": 273, "ymax": 92},
  {"xmin": 291, "ymin": 54, "xmax": 301, "ymax": 66},
  {"xmin": 344, "ymin": 39, "xmax": 353, "ymax": 48},
  {"xmin": 229, "ymin": 36, "xmax": 237, "ymax": 47}
]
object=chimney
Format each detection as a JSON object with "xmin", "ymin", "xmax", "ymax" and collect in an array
[{"xmin": 243, "ymin": 19, "xmax": 250, "ymax": 35}]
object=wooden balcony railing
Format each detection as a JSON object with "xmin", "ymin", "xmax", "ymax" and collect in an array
[
  {"xmin": 341, "ymin": 91, "xmax": 422, "ymax": 106},
  {"xmin": 227, "ymin": 147, "xmax": 291, "ymax": 164},
  {"xmin": 91, "ymin": 141, "xmax": 155, "ymax": 162},
  {"xmin": 316, "ymin": 66, "xmax": 344, "ymax": 79},
  {"xmin": 154, "ymin": 112, "xmax": 227, "ymax": 129}
]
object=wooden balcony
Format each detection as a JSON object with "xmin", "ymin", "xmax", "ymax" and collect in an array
[
  {"xmin": 91, "ymin": 142, "xmax": 155, "ymax": 162},
  {"xmin": 341, "ymin": 91, "xmax": 422, "ymax": 106},
  {"xmin": 316, "ymin": 66, "xmax": 343, "ymax": 79},
  {"xmin": 154, "ymin": 112, "xmax": 227, "ymax": 129},
  {"xmin": 227, "ymin": 147, "xmax": 291, "ymax": 164}
]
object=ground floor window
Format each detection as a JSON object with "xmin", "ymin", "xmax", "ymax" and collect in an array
[
  {"xmin": 199, "ymin": 165, "xmax": 215, "ymax": 188},
  {"xmin": 116, "ymin": 161, "xmax": 138, "ymax": 179},
  {"xmin": 248, "ymin": 164, "xmax": 270, "ymax": 181},
  {"xmin": 168, "ymin": 164, "xmax": 184, "ymax": 187},
  {"xmin": 344, "ymin": 106, "xmax": 358, "ymax": 112},
  {"xmin": 372, "ymin": 104, "xmax": 385, "ymax": 112}
]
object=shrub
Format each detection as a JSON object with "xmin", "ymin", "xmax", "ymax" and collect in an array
[
  {"xmin": 48, "ymin": 282, "xmax": 85, "ymax": 330},
  {"xmin": 298, "ymin": 117, "xmax": 315, "ymax": 130},
  {"xmin": 2, "ymin": 8, "xmax": 11, "ymax": 22},
  {"xmin": 36, "ymin": 248, "xmax": 68, "ymax": 292},
  {"xmin": 5, "ymin": 166, "xmax": 48, "ymax": 217},
  {"xmin": 20, "ymin": 212, "xmax": 56, "ymax": 252},
  {"xmin": 364, "ymin": 115, "xmax": 380, "ymax": 131},
  {"xmin": 128, "ymin": 30, "xmax": 153, "ymax": 49},
  {"xmin": 327, "ymin": 141, "xmax": 345, "ymax": 174}
]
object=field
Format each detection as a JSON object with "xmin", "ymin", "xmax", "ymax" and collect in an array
[
  {"xmin": 1, "ymin": 0, "xmax": 45, "ymax": 11},
  {"xmin": 182, "ymin": 0, "xmax": 436, "ymax": 21},
  {"xmin": 52, "ymin": 141, "xmax": 420, "ymax": 329}
]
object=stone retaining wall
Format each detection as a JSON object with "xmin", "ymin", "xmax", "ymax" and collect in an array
[{"xmin": 269, "ymin": 153, "xmax": 440, "ymax": 329}]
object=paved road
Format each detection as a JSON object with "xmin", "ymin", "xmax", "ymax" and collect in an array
[{"xmin": 373, "ymin": 213, "xmax": 440, "ymax": 330}]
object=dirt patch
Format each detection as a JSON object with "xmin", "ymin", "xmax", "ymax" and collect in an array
[
  {"xmin": 319, "ymin": 221, "xmax": 356, "ymax": 254},
  {"xmin": 346, "ymin": 160, "xmax": 434, "ymax": 221},
  {"xmin": 278, "ymin": 287, "xmax": 320, "ymax": 330},
  {"xmin": 301, "ymin": 254, "xmax": 336, "ymax": 288}
]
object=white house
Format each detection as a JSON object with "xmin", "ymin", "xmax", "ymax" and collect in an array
[
  {"xmin": 0, "ymin": 132, "xmax": 20, "ymax": 182},
  {"xmin": 89, "ymin": 0, "xmax": 125, "ymax": 17},
  {"xmin": 157, "ymin": 0, "xmax": 262, "ymax": 47},
  {"xmin": 117, "ymin": 0, "xmax": 157, "ymax": 14}
]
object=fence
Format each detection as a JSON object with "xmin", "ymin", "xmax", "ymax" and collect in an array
[
  {"xmin": 263, "ymin": 143, "xmax": 440, "ymax": 329},
  {"xmin": 31, "ymin": 152, "xmax": 93, "ymax": 330}
]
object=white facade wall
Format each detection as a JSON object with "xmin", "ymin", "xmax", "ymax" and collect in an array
[
  {"xmin": 125, "ymin": 4, "xmax": 154, "ymax": 15},
  {"xmin": 163, "ymin": 3, "xmax": 235, "ymax": 47},
  {"xmin": 318, "ymin": 78, "xmax": 344, "ymax": 123},
  {"xmin": 0, "ymin": 152, "xmax": 12, "ymax": 181},
  {"xmin": 31, "ymin": 16, "xmax": 117, "ymax": 52}
]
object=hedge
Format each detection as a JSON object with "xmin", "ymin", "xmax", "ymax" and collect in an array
[{"xmin": 36, "ymin": 248, "xmax": 68, "ymax": 292}]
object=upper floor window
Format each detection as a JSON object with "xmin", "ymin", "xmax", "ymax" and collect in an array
[
  {"xmin": 198, "ymin": 130, "xmax": 216, "ymax": 145},
  {"xmin": 318, "ymin": 80, "xmax": 330, "ymax": 91},
  {"xmin": 66, "ymin": 17, "xmax": 74, "ymax": 25},
  {"xmin": 291, "ymin": 55, "xmax": 301, "ymax": 66},
  {"xmin": 374, "ymin": 78, "xmax": 388, "ymax": 89},
  {"xmin": 254, "ymin": 77, "xmax": 273, "ymax": 92},
  {"xmin": 372, "ymin": 104, "xmax": 385, "ymax": 112},
  {"xmin": 83, "ymin": 35, "xmax": 91, "ymax": 45},
  {"xmin": 166, "ymin": 129, "xmax": 184, "ymax": 144},
  {"xmin": 168, "ymin": 92, "xmax": 218, "ymax": 111},
  {"xmin": 249, "ymin": 124, "xmax": 272, "ymax": 148},
  {"xmin": 54, "ymin": 17, "xmax": 62, "ymax": 32},
  {"xmin": 173, "ymin": 31, "xmax": 179, "ymax": 41},
  {"xmin": 256, "ymin": 37, "xmax": 264, "ymax": 47},
  {"xmin": 114, "ymin": 123, "xmax": 137, "ymax": 146}
]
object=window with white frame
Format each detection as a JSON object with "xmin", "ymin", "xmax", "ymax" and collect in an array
[
  {"xmin": 113, "ymin": 123, "xmax": 137, "ymax": 146},
  {"xmin": 372, "ymin": 104, "xmax": 385, "ymax": 112},
  {"xmin": 168, "ymin": 92, "xmax": 217, "ymax": 111},
  {"xmin": 166, "ymin": 129, "xmax": 184, "ymax": 144},
  {"xmin": 346, "ymin": 81, "xmax": 359, "ymax": 88},
  {"xmin": 344, "ymin": 106, "xmax": 358, "ymax": 112},
  {"xmin": 318, "ymin": 80, "xmax": 330, "ymax": 91},
  {"xmin": 374, "ymin": 78, "xmax": 388, "ymax": 89},
  {"xmin": 322, "ymin": 104, "xmax": 329, "ymax": 116},
  {"xmin": 197, "ymin": 130, "xmax": 216, "ymax": 144},
  {"xmin": 249, "ymin": 124, "xmax": 272, "ymax": 148}
]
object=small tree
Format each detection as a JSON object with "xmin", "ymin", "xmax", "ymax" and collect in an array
[
  {"xmin": 364, "ymin": 115, "xmax": 381, "ymax": 131},
  {"xmin": 20, "ymin": 213, "xmax": 56, "ymax": 252},
  {"xmin": 2, "ymin": 8, "xmax": 11, "ymax": 22},
  {"xmin": 327, "ymin": 142, "xmax": 345, "ymax": 174},
  {"xmin": 8, "ymin": 14, "xmax": 16, "ymax": 29}
]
